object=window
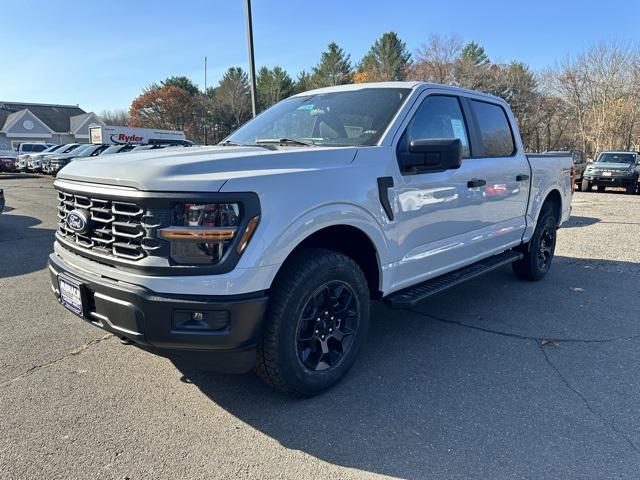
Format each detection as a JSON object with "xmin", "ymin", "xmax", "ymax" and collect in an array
[
  {"xmin": 471, "ymin": 100, "xmax": 515, "ymax": 157},
  {"xmin": 400, "ymin": 95, "xmax": 470, "ymax": 157}
]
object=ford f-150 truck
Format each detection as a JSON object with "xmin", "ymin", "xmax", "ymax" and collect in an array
[{"xmin": 49, "ymin": 82, "xmax": 572, "ymax": 396}]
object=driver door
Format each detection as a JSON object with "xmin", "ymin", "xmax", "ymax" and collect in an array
[{"xmin": 391, "ymin": 92, "xmax": 491, "ymax": 290}]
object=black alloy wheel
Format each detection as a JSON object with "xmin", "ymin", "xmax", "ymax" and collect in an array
[{"xmin": 296, "ymin": 281, "xmax": 359, "ymax": 372}]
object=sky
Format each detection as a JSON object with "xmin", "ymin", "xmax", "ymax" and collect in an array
[{"xmin": 2, "ymin": 0, "xmax": 639, "ymax": 113}]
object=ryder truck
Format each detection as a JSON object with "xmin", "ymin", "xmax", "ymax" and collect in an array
[
  {"xmin": 50, "ymin": 82, "xmax": 572, "ymax": 396},
  {"xmin": 89, "ymin": 125, "xmax": 189, "ymax": 146}
]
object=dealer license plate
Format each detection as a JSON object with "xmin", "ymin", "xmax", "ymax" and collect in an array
[{"xmin": 58, "ymin": 275, "xmax": 84, "ymax": 316}]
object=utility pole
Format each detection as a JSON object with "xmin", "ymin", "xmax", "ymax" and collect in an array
[
  {"xmin": 244, "ymin": 0, "xmax": 257, "ymax": 117},
  {"xmin": 203, "ymin": 56, "xmax": 208, "ymax": 145}
]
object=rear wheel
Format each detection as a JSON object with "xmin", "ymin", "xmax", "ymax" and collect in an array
[
  {"xmin": 512, "ymin": 204, "xmax": 558, "ymax": 281},
  {"xmin": 256, "ymin": 249, "xmax": 370, "ymax": 397}
]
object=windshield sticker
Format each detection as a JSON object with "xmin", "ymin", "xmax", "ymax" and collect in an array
[{"xmin": 297, "ymin": 104, "xmax": 315, "ymax": 111}]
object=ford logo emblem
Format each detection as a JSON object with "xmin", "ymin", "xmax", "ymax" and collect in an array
[{"xmin": 66, "ymin": 210, "xmax": 90, "ymax": 234}]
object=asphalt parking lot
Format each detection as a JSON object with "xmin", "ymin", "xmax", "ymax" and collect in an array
[{"xmin": 1, "ymin": 175, "xmax": 639, "ymax": 479}]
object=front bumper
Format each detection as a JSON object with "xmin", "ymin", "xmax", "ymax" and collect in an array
[
  {"xmin": 584, "ymin": 173, "xmax": 636, "ymax": 187},
  {"xmin": 48, "ymin": 252, "xmax": 268, "ymax": 373}
]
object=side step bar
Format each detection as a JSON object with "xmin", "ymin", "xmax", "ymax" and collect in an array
[{"xmin": 385, "ymin": 250, "xmax": 523, "ymax": 308}]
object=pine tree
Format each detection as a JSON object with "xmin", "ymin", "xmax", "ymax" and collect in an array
[
  {"xmin": 294, "ymin": 70, "xmax": 313, "ymax": 93},
  {"xmin": 256, "ymin": 66, "xmax": 294, "ymax": 111},
  {"xmin": 358, "ymin": 32, "xmax": 412, "ymax": 81},
  {"xmin": 310, "ymin": 42, "xmax": 353, "ymax": 88}
]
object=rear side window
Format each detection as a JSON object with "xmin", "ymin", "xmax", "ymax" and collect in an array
[
  {"xmin": 32, "ymin": 144, "xmax": 47, "ymax": 152},
  {"xmin": 471, "ymin": 100, "xmax": 515, "ymax": 157}
]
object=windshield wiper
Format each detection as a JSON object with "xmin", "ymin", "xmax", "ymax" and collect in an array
[
  {"xmin": 255, "ymin": 138, "xmax": 317, "ymax": 147},
  {"xmin": 219, "ymin": 140, "xmax": 273, "ymax": 150}
]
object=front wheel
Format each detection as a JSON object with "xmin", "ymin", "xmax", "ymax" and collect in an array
[
  {"xmin": 513, "ymin": 204, "xmax": 558, "ymax": 281},
  {"xmin": 597, "ymin": 185, "xmax": 606, "ymax": 193},
  {"xmin": 625, "ymin": 182, "xmax": 637, "ymax": 195},
  {"xmin": 580, "ymin": 179, "xmax": 590, "ymax": 192},
  {"xmin": 256, "ymin": 249, "xmax": 370, "ymax": 397}
]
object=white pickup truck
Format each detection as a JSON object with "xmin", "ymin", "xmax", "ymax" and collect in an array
[{"xmin": 49, "ymin": 82, "xmax": 572, "ymax": 396}]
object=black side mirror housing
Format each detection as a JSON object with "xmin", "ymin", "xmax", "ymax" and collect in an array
[{"xmin": 400, "ymin": 138, "xmax": 463, "ymax": 174}]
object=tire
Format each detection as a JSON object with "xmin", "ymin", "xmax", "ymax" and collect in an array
[
  {"xmin": 580, "ymin": 179, "xmax": 590, "ymax": 192},
  {"xmin": 597, "ymin": 185, "xmax": 606, "ymax": 193},
  {"xmin": 256, "ymin": 248, "xmax": 370, "ymax": 397},
  {"xmin": 512, "ymin": 204, "xmax": 558, "ymax": 281},
  {"xmin": 626, "ymin": 183, "xmax": 638, "ymax": 195}
]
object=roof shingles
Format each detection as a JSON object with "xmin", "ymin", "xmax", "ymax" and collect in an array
[{"xmin": 0, "ymin": 102, "xmax": 86, "ymax": 133}]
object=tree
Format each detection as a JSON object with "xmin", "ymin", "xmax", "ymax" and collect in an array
[
  {"xmin": 161, "ymin": 76, "xmax": 200, "ymax": 96},
  {"xmin": 294, "ymin": 70, "xmax": 313, "ymax": 93},
  {"xmin": 310, "ymin": 42, "xmax": 353, "ymax": 88},
  {"xmin": 212, "ymin": 67, "xmax": 251, "ymax": 131},
  {"xmin": 99, "ymin": 109, "xmax": 130, "ymax": 126},
  {"xmin": 358, "ymin": 32, "xmax": 412, "ymax": 81},
  {"xmin": 129, "ymin": 85, "xmax": 197, "ymax": 137},
  {"xmin": 257, "ymin": 66, "xmax": 294, "ymax": 111},
  {"xmin": 453, "ymin": 42, "xmax": 492, "ymax": 90},
  {"xmin": 410, "ymin": 33, "xmax": 462, "ymax": 84}
]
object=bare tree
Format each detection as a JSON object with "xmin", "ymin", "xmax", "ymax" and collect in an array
[
  {"xmin": 98, "ymin": 109, "xmax": 130, "ymax": 126},
  {"xmin": 410, "ymin": 33, "xmax": 462, "ymax": 84}
]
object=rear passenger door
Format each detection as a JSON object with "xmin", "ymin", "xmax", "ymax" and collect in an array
[{"xmin": 466, "ymin": 98, "xmax": 530, "ymax": 251}]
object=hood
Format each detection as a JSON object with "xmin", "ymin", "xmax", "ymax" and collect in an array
[
  {"xmin": 57, "ymin": 145, "xmax": 358, "ymax": 192},
  {"xmin": 588, "ymin": 162, "xmax": 633, "ymax": 170}
]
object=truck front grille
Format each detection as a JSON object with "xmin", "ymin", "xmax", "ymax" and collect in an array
[{"xmin": 56, "ymin": 191, "xmax": 162, "ymax": 261}]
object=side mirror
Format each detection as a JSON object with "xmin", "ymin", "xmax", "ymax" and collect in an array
[{"xmin": 400, "ymin": 138, "xmax": 463, "ymax": 174}]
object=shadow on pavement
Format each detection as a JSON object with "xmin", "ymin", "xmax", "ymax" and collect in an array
[
  {"xmin": 0, "ymin": 212, "xmax": 54, "ymax": 278},
  {"xmin": 562, "ymin": 215, "xmax": 600, "ymax": 228},
  {"xmin": 172, "ymin": 256, "xmax": 640, "ymax": 478}
]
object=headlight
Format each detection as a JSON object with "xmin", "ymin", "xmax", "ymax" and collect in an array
[{"xmin": 159, "ymin": 202, "xmax": 259, "ymax": 265}]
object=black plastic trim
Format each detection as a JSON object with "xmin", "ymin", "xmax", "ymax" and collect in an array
[
  {"xmin": 377, "ymin": 176, "xmax": 394, "ymax": 220},
  {"xmin": 49, "ymin": 253, "xmax": 268, "ymax": 355}
]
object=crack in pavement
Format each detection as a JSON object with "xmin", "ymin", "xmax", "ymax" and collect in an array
[
  {"xmin": 403, "ymin": 308, "xmax": 640, "ymax": 344},
  {"xmin": 0, "ymin": 333, "xmax": 113, "ymax": 387},
  {"xmin": 538, "ymin": 343, "xmax": 640, "ymax": 455},
  {"xmin": 400, "ymin": 307, "xmax": 640, "ymax": 455}
]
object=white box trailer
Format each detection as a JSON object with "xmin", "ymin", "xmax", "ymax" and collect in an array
[{"xmin": 89, "ymin": 125, "xmax": 188, "ymax": 145}]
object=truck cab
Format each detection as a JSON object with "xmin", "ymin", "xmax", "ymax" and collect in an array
[{"xmin": 49, "ymin": 82, "xmax": 572, "ymax": 396}]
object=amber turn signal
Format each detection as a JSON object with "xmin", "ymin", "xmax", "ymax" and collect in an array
[
  {"xmin": 159, "ymin": 227, "xmax": 237, "ymax": 242},
  {"xmin": 237, "ymin": 216, "xmax": 260, "ymax": 254}
]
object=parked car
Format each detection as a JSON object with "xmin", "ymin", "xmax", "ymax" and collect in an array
[
  {"xmin": 16, "ymin": 144, "xmax": 60, "ymax": 171},
  {"xmin": 581, "ymin": 151, "xmax": 639, "ymax": 194},
  {"xmin": 0, "ymin": 150, "xmax": 18, "ymax": 172},
  {"xmin": 15, "ymin": 142, "xmax": 54, "ymax": 155},
  {"xmin": 47, "ymin": 144, "xmax": 110, "ymax": 174},
  {"xmin": 49, "ymin": 82, "xmax": 573, "ymax": 396},
  {"xmin": 28, "ymin": 144, "xmax": 80, "ymax": 172},
  {"xmin": 99, "ymin": 144, "xmax": 140, "ymax": 155}
]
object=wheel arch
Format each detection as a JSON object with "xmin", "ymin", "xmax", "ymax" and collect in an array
[{"xmin": 261, "ymin": 205, "xmax": 389, "ymax": 298}]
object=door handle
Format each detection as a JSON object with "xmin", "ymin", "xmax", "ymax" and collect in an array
[
  {"xmin": 516, "ymin": 174, "xmax": 530, "ymax": 181},
  {"xmin": 467, "ymin": 178, "xmax": 486, "ymax": 188}
]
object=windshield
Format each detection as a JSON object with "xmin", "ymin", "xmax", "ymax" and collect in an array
[
  {"xmin": 75, "ymin": 145, "xmax": 100, "ymax": 157},
  {"xmin": 225, "ymin": 88, "xmax": 411, "ymax": 147},
  {"xmin": 65, "ymin": 144, "xmax": 92, "ymax": 156},
  {"xmin": 597, "ymin": 153, "xmax": 636, "ymax": 164}
]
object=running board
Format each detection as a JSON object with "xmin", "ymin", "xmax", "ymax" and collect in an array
[{"xmin": 385, "ymin": 250, "xmax": 523, "ymax": 308}]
